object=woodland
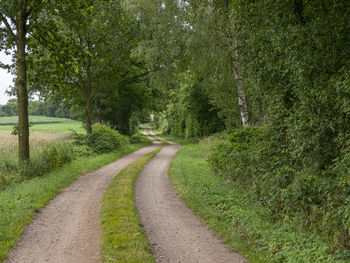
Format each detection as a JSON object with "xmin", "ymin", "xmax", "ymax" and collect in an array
[{"xmin": 0, "ymin": 0, "xmax": 350, "ymax": 261}]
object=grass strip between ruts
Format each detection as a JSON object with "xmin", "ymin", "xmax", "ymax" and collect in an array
[
  {"xmin": 0, "ymin": 142, "xmax": 150, "ymax": 262},
  {"xmin": 101, "ymin": 147, "xmax": 162, "ymax": 263}
]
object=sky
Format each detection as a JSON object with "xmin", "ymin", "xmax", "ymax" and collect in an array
[{"xmin": 0, "ymin": 51, "xmax": 14, "ymax": 105}]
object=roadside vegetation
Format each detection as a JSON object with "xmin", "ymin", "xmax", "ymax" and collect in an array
[
  {"xmin": 0, "ymin": 1, "xmax": 348, "ymax": 261},
  {"xmin": 101, "ymin": 148, "xmax": 161, "ymax": 263},
  {"xmin": 0, "ymin": 122, "xmax": 145, "ymax": 191},
  {"xmin": 169, "ymin": 142, "xmax": 350, "ymax": 263},
  {"xmin": 0, "ymin": 141, "xmax": 150, "ymax": 261}
]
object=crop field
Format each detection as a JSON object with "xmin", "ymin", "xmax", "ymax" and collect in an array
[
  {"xmin": 0, "ymin": 131, "xmax": 70, "ymax": 153},
  {"xmin": 0, "ymin": 116, "xmax": 74, "ymax": 125},
  {"xmin": 0, "ymin": 117, "xmax": 85, "ymax": 165},
  {"xmin": 0, "ymin": 119, "xmax": 85, "ymax": 134}
]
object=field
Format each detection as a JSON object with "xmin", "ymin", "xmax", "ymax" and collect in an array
[
  {"xmin": 0, "ymin": 116, "xmax": 74, "ymax": 125},
  {"xmin": 0, "ymin": 131, "xmax": 70, "ymax": 154},
  {"xmin": 0, "ymin": 116, "xmax": 85, "ymax": 134},
  {"xmin": 0, "ymin": 117, "xmax": 85, "ymax": 185}
]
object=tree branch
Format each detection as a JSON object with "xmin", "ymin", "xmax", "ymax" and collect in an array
[{"xmin": 0, "ymin": 13, "xmax": 16, "ymax": 42}]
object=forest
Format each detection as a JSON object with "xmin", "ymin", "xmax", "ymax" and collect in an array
[{"xmin": 0, "ymin": 0, "xmax": 350, "ymax": 262}]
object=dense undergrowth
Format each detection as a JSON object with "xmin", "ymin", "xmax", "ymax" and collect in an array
[
  {"xmin": 169, "ymin": 143, "xmax": 350, "ymax": 263},
  {"xmin": 207, "ymin": 127, "xmax": 350, "ymax": 256}
]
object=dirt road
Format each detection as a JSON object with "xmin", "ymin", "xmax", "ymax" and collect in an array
[
  {"xmin": 5, "ymin": 145, "xmax": 159, "ymax": 263},
  {"xmin": 142, "ymin": 128, "xmax": 162, "ymax": 145},
  {"xmin": 6, "ymin": 130, "xmax": 247, "ymax": 263},
  {"xmin": 135, "ymin": 144, "xmax": 249, "ymax": 263},
  {"xmin": 148, "ymin": 129, "xmax": 175, "ymax": 145}
]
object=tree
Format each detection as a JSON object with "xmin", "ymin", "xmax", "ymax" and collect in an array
[
  {"xmin": 0, "ymin": 0, "xmax": 45, "ymax": 161},
  {"xmin": 28, "ymin": 0, "xmax": 153, "ymax": 135}
]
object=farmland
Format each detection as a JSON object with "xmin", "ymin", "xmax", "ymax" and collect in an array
[
  {"xmin": 0, "ymin": 116, "xmax": 85, "ymax": 190},
  {"xmin": 0, "ymin": 116, "xmax": 85, "ymax": 134},
  {"xmin": 0, "ymin": 116, "xmax": 74, "ymax": 125},
  {"xmin": 0, "ymin": 131, "xmax": 69, "ymax": 154}
]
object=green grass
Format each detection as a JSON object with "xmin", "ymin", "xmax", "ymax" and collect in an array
[
  {"xmin": 169, "ymin": 144, "xmax": 348, "ymax": 263},
  {"xmin": 101, "ymin": 148, "xmax": 161, "ymax": 263},
  {"xmin": 0, "ymin": 116, "xmax": 74, "ymax": 125},
  {"xmin": 0, "ymin": 121, "xmax": 85, "ymax": 134},
  {"xmin": 157, "ymin": 139, "xmax": 169, "ymax": 146},
  {"xmin": 0, "ymin": 142, "xmax": 150, "ymax": 262}
]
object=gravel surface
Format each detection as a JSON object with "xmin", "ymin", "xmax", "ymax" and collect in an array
[
  {"xmin": 148, "ymin": 129, "xmax": 175, "ymax": 145},
  {"xmin": 5, "ymin": 145, "xmax": 159, "ymax": 263},
  {"xmin": 135, "ymin": 144, "xmax": 249, "ymax": 263},
  {"xmin": 142, "ymin": 129, "xmax": 162, "ymax": 145}
]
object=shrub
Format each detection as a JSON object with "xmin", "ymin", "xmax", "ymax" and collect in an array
[
  {"xmin": 207, "ymin": 126, "xmax": 350, "ymax": 249},
  {"xmin": 73, "ymin": 123, "xmax": 130, "ymax": 153},
  {"xmin": 0, "ymin": 142, "xmax": 75, "ymax": 190}
]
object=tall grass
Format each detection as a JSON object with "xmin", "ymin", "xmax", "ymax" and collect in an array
[{"xmin": 0, "ymin": 131, "xmax": 73, "ymax": 190}]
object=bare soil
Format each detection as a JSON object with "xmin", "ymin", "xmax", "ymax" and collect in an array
[
  {"xmin": 135, "ymin": 145, "xmax": 249, "ymax": 263},
  {"xmin": 5, "ymin": 145, "xmax": 159, "ymax": 263}
]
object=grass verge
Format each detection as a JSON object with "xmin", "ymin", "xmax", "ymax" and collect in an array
[
  {"xmin": 169, "ymin": 144, "xmax": 347, "ymax": 263},
  {"xmin": 0, "ymin": 142, "xmax": 150, "ymax": 262},
  {"xmin": 101, "ymin": 147, "xmax": 161, "ymax": 263}
]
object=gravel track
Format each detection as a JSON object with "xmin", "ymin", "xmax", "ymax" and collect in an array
[
  {"xmin": 6, "ymin": 129, "xmax": 248, "ymax": 263},
  {"xmin": 148, "ymin": 129, "xmax": 175, "ymax": 145},
  {"xmin": 135, "ymin": 143, "xmax": 249, "ymax": 263},
  {"xmin": 5, "ymin": 145, "xmax": 159, "ymax": 263}
]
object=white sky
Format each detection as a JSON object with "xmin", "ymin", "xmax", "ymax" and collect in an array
[{"xmin": 0, "ymin": 51, "xmax": 14, "ymax": 105}]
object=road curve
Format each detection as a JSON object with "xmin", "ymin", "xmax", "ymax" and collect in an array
[
  {"xmin": 135, "ymin": 143, "xmax": 249, "ymax": 263},
  {"xmin": 5, "ymin": 145, "xmax": 160, "ymax": 263}
]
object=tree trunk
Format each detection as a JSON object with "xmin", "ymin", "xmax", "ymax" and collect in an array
[
  {"xmin": 94, "ymin": 100, "xmax": 102, "ymax": 123},
  {"xmin": 232, "ymin": 55, "xmax": 249, "ymax": 126},
  {"xmin": 17, "ymin": 15, "xmax": 30, "ymax": 162},
  {"xmin": 85, "ymin": 54, "xmax": 92, "ymax": 135}
]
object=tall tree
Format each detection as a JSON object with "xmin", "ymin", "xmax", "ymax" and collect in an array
[
  {"xmin": 29, "ymin": 0, "xmax": 152, "ymax": 134},
  {"xmin": 0, "ymin": 0, "xmax": 44, "ymax": 161}
]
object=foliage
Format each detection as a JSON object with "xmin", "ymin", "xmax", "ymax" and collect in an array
[
  {"xmin": 0, "ymin": 142, "xmax": 74, "ymax": 190},
  {"xmin": 100, "ymin": 148, "xmax": 161, "ymax": 263},
  {"xmin": 208, "ymin": 127, "xmax": 350, "ymax": 250},
  {"xmin": 0, "ymin": 99, "xmax": 71, "ymax": 119},
  {"xmin": 27, "ymin": 0, "xmax": 155, "ymax": 135},
  {"xmin": 73, "ymin": 123, "xmax": 130, "ymax": 153},
  {"xmin": 157, "ymin": 79, "xmax": 225, "ymax": 138},
  {"xmin": 170, "ymin": 143, "xmax": 350, "ymax": 263}
]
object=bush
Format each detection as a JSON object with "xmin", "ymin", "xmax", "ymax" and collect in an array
[
  {"xmin": 0, "ymin": 142, "xmax": 75, "ymax": 190},
  {"xmin": 208, "ymin": 126, "xmax": 350, "ymax": 249},
  {"xmin": 73, "ymin": 123, "xmax": 130, "ymax": 153}
]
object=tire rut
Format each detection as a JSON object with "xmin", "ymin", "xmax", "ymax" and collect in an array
[
  {"xmin": 5, "ymin": 145, "xmax": 159, "ymax": 263},
  {"xmin": 135, "ymin": 142, "xmax": 249, "ymax": 263}
]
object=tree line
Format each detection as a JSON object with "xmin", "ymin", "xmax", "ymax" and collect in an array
[
  {"xmin": 134, "ymin": 0, "xmax": 349, "ymax": 171},
  {"xmin": 0, "ymin": 99, "xmax": 71, "ymax": 118},
  {"xmin": 0, "ymin": 0, "xmax": 156, "ymax": 162},
  {"xmin": 1, "ymin": 0, "xmax": 349, "ymax": 169},
  {"xmin": 132, "ymin": 0, "xmax": 350, "ymax": 250}
]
